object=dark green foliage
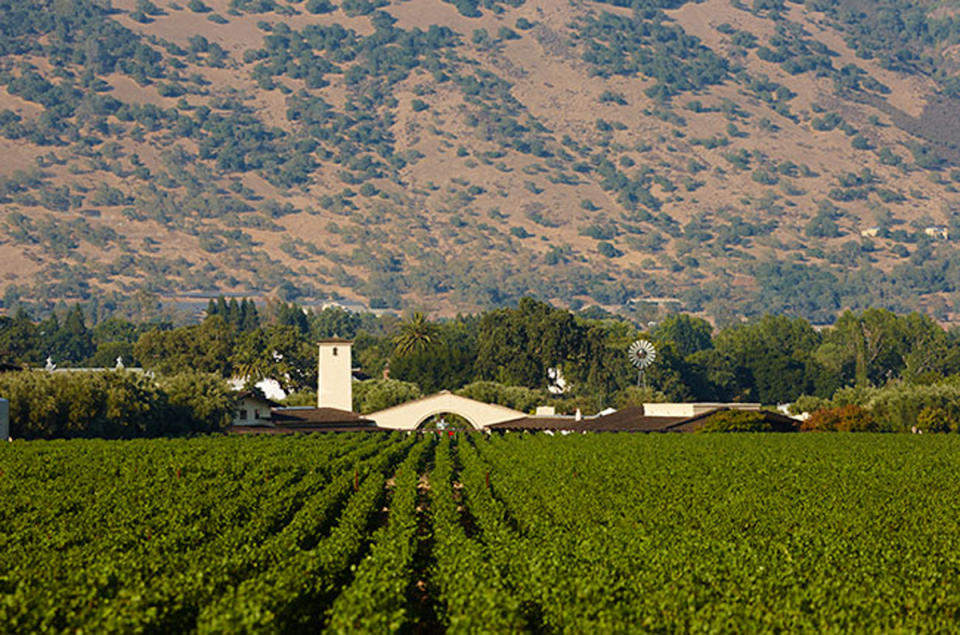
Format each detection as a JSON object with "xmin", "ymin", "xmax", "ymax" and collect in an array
[
  {"xmin": 206, "ymin": 296, "xmax": 261, "ymax": 332},
  {"xmin": 306, "ymin": 0, "xmax": 336, "ymax": 13},
  {"xmin": 697, "ymin": 410, "xmax": 777, "ymax": 432},
  {"xmin": 597, "ymin": 241, "xmax": 623, "ymax": 258},
  {"xmin": 442, "ymin": 0, "xmax": 524, "ymax": 18},
  {"xmin": 389, "ymin": 321, "xmax": 477, "ymax": 394},
  {"xmin": 352, "ymin": 378, "xmax": 422, "ymax": 413},
  {"xmin": 578, "ymin": 8, "xmax": 728, "ymax": 101},
  {"xmin": 0, "ymin": 369, "xmax": 232, "ymax": 438},
  {"xmin": 599, "ymin": 90, "xmax": 628, "ymax": 105},
  {"xmin": 475, "ymin": 298, "xmax": 583, "ymax": 389},
  {"xmin": 750, "ymin": 261, "xmax": 841, "ymax": 324}
]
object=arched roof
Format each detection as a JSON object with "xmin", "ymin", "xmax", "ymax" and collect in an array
[{"xmin": 366, "ymin": 391, "xmax": 526, "ymax": 430}]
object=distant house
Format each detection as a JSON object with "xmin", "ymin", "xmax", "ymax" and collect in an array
[
  {"xmin": 229, "ymin": 406, "xmax": 378, "ymax": 434},
  {"xmin": 924, "ymin": 226, "xmax": 949, "ymax": 240},
  {"xmin": 860, "ymin": 226, "xmax": 881, "ymax": 238},
  {"xmin": 229, "ymin": 339, "xmax": 381, "ymax": 434},
  {"xmin": 233, "ymin": 391, "xmax": 279, "ymax": 427}
]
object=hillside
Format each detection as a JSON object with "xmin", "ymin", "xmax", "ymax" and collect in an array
[{"xmin": 3, "ymin": 0, "xmax": 960, "ymax": 323}]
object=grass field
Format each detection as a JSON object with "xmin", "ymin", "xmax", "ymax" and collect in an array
[{"xmin": 2, "ymin": 432, "xmax": 959, "ymax": 632}]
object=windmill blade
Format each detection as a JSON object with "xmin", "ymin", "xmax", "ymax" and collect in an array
[{"xmin": 628, "ymin": 339, "xmax": 657, "ymax": 369}]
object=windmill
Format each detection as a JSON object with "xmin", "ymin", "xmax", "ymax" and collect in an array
[{"xmin": 627, "ymin": 339, "xmax": 657, "ymax": 388}]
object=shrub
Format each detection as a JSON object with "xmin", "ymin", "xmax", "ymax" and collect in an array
[
  {"xmin": 597, "ymin": 241, "xmax": 623, "ymax": 258},
  {"xmin": 305, "ymin": 0, "xmax": 335, "ymax": 12},
  {"xmin": 697, "ymin": 410, "xmax": 776, "ymax": 432},
  {"xmin": 353, "ymin": 379, "xmax": 422, "ymax": 414},
  {"xmin": 867, "ymin": 382, "xmax": 960, "ymax": 432},
  {"xmin": 801, "ymin": 405, "xmax": 878, "ymax": 432},
  {"xmin": 0, "ymin": 370, "xmax": 232, "ymax": 439},
  {"xmin": 457, "ymin": 381, "xmax": 545, "ymax": 413},
  {"xmin": 788, "ymin": 394, "xmax": 829, "ymax": 415},
  {"xmin": 915, "ymin": 406, "xmax": 958, "ymax": 433}
]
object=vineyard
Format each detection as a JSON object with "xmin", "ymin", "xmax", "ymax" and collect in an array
[{"xmin": 2, "ymin": 433, "xmax": 960, "ymax": 632}]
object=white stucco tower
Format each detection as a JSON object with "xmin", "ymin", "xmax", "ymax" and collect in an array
[{"xmin": 318, "ymin": 338, "xmax": 352, "ymax": 411}]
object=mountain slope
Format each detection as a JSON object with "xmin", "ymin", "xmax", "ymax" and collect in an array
[{"xmin": 3, "ymin": 0, "xmax": 960, "ymax": 323}]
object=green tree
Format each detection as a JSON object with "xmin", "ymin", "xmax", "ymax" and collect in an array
[
  {"xmin": 653, "ymin": 314, "xmax": 714, "ymax": 358},
  {"xmin": 231, "ymin": 329, "xmax": 270, "ymax": 387},
  {"xmin": 697, "ymin": 410, "xmax": 776, "ymax": 432},
  {"xmin": 57, "ymin": 305, "xmax": 95, "ymax": 363},
  {"xmin": 456, "ymin": 381, "xmax": 545, "ymax": 413},
  {"xmin": 817, "ymin": 309, "xmax": 917, "ymax": 386},
  {"xmin": 714, "ymin": 314, "xmax": 831, "ymax": 403},
  {"xmin": 389, "ymin": 319, "xmax": 477, "ymax": 393},
  {"xmin": 160, "ymin": 371, "xmax": 234, "ymax": 433},
  {"xmin": 393, "ymin": 311, "xmax": 440, "ymax": 358},
  {"xmin": 352, "ymin": 378, "xmax": 422, "ymax": 413},
  {"xmin": 134, "ymin": 315, "xmax": 236, "ymax": 376},
  {"xmin": 310, "ymin": 306, "xmax": 362, "ymax": 339},
  {"xmin": 568, "ymin": 318, "xmax": 639, "ymax": 408},
  {"xmin": 0, "ymin": 307, "xmax": 41, "ymax": 364},
  {"xmin": 475, "ymin": 298, "xmax": 583, "ymax": 389}
]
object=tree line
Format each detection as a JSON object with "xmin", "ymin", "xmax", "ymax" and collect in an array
[{"xmin": 4, "ymin": 296, "xmax": 960, "ymax": 429}]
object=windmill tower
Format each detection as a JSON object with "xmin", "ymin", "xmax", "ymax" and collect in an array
[
  {"xmin": 318, "ymin": 338, "xmax": 352, "ymax": 411},
  {"xmin": 628, "ymin": 339, "xmax": 657, "ymax": 388}
]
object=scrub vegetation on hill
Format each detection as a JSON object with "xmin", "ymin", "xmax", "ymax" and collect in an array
[{"xmin": 3, "ymin": 0, "xmax": 960, "ymax": 322}]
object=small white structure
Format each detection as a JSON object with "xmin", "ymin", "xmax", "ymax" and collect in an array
[
  {"xmin": 233, "ymin": 392, "xmax": 278, "ymax": 427},
  {"xmin": 924, "ymin": 226, "xmax": 949, "ymax": 240},
  {"xmin": 228, "ymin": 377, "xmax": 286, "ymax": 401},
  {"xmin": 641, "ymin": 402, "xmax": 761, "ymax": 418},
  {"xmin": 546, "ymin": 367, "xmax": 568, "ymax": 394},
  {"xmin": 860, "ymin": 226, "xmax": 881, "ymax": 238},
  {"xmin": 318, "ymin": 338, "xmax": 352, "ymax": 411},
  {"xmin": 0, "ymin": 397, "xmax": 8, "ymax": 439}
]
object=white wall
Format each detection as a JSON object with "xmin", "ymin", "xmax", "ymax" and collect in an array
[
  {"xmin": 642, "ymin": 402, "xmax": 761, "ymax": 417},
  {"xmin": 233, "ymin": 397, "xmax": 273, "ymax": 426}
]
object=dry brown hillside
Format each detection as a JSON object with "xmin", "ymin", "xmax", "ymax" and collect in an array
[{"xmin": 2, "ymin": 0, "xmax": 960, "ymax": 323}]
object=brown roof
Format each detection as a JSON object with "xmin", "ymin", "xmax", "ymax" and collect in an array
[
  {"xmin": 663, "ymin": 408, "xmax": 799, "ymax": 433},
  {"xmin": 229, "ymin": 406, "xmax": 378, "ymax": 435},
  {"xmin": 488, "ymin": 406, "xmax": 799, "ymax": 433},
  {"xmin": 235, "ymin": 390, "xmax": 282, "ymax": 408},
  {"xmin": 229, "ymin": 423, "xmax": 377, "ymax": 434},
  {"xmin": 488, "ymin": 416, "xmax": 584, "ymax": 431},
  {"xmin": 271, "ymin": 407, "xmax": 376, "ymax": 426}
]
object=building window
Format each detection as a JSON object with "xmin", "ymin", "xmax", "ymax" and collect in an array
[
  {"xmin": 238, "ymin": 409, "xmax": 247, "ymax": 420},
  {"xmin": 333, "ymin": 347, "xmax": 338, "ymax": 356}
]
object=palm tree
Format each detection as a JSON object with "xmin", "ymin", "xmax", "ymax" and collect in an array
[{"xmin": 393, "ymin": 312, "xmax": 440, "ymax": 357}]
